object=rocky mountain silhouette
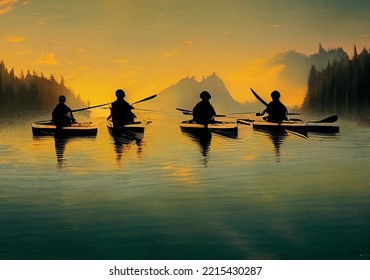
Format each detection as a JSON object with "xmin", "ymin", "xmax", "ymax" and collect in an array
[{"xmin": 146, "ymin": 72, "xmax": 258, "ymax": 114}]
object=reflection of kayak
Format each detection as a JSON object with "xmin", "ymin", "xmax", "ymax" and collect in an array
[
  {"xmin": 179, "ymin": 120, "xmax": 238, "ymax": 138},
  {"xmin": 32, "ymin": 120, "xmax": 97, "ymax": 136},
  {"xmin": 107, "ymin": 120, "xmax": 150, "ymax": 140},
  {"xmin": 238, "ymin": 118, "xmax": 339, "ymax": 134}
]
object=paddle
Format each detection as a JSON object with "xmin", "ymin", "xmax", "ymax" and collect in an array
[
  {"xmin": 176, "ymin": 108, "xmax": 271, "ymax": 117},
  {"xmin": 175, "ymin": 108, "xmax": 194, "ymax": 116},
  {"xmin": 73, "ymin": 94, "xmax": 157, "ymax": 113},
  {"xmin": 309, "ymin": 115, "xmax": 338, "ymax": 123},
  {"xmin": 250, "ymin": 88, "xmax": 268, "ymax": 106},
  {"xmin": 176, "ymin": 108, "xmax": 227, "ymax": 117},
  {"xmin": 106, "ymin": 94, "xmax": 157, "ymax": 121},
  {"xmin": 176, "ymin": 108, "xmax": 192, "ymax": 113},
  {"xmin": 72, "ymin": 102, "xmax": 112, "ymax": 112},
  {"xmin": 38, "ymin": 94, "xmax": 157, "ymax": 125},
  {"xmin": 131, "ymin": 94, "xmax": 157, "ymax": 106},
  {"xmin": 284, "ymin": 128, "xmax": 308, "ymax": 139},
  {"xmin": 250, "ymin": 88, "xmax": 300, "ymax": 116}
]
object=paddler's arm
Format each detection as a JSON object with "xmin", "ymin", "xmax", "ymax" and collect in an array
[
  {"xmin": 67, "ymin": 106, "xmax": 76, "ymax": 123},
  {"xmin": 107, "ymin": 106, "xmax": 112, "ymax": 120}
]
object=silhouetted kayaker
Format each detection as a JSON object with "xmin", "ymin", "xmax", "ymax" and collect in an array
[
  {"xmin": 192, "ymin": 91, "xmax": 216, "ymax": 125},
  {"xmin": 257, "ymin": 90, "xmax": 288, "ymax": 123},
  {"xmin": 52, "ymin": 95, "xmax": 75, "ymax": 127},
  {"xmin": 107, "ymin": 89, "xmax": 135, "ymax": 128}
]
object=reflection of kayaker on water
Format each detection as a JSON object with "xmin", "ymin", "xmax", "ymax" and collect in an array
[
  {"xmin": 192, "ymin": 91, "xmax": 216, "ymax": 125},
  {"xmin": 54, "ymin": 136, "xmax": 68, "ymax": 168},
  {"xmin": 107, "ymin": 89, "xmax": 136, "ymax": 129},
  {"xmin": 257, "ymin": 90, "xmax": 288, "ymax": 123},
  {"xmin": 52, "ymin": 95, "xmax": 76, "ymax": 127}
]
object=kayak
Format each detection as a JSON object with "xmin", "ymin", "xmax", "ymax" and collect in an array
[
  {"xmin": 248, "ymin": 88, "xmax": 339, "ymax": 133},
  {"xmin": 179, "ymin": 120, "xmax": 238, "ymax": 138},
  {"xmin": 107, "ymin": 120, "xmax": 151, "ymax": 140},
  {"xmin": 238, "ymin": 119, "xmax": 339, "ymax": 134},
  {"xmin": 32, "ymin": 120, "xmax": 97, "ymax": 136}
]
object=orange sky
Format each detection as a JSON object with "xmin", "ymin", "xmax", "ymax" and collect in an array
[{"xmin": 1, "ymin": 0, "xmax": 370, "ymax": 107}]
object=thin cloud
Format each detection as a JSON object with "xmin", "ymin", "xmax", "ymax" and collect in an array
[
  {"xmin": 17, "ymin": 50, "xmax": 32, "ymax": 55},
  {"xmin": 76, "ymin": 66, "xmax": 90, "ymax": 71},
  {"xmin": 163, "ymin": 40, "xmax": 193, "ymax": 58},
  {"xmin": 114, "ymin": 58, "xmax": 127, "ymax": 64},
  {"xmin": 7, "ymin": 36, "xmax": 25, "ymax": 42},
  {"xmin": 34, "ymin": 53, "xmax": 59, "ymax": 66},
  {"xmin": 74, "ymin": 48, "xmax": 86, "ymax": 54},
  {"xmin": 267, "ymin": 24, "xmax": 281, "ymax": 28},
  {"xmin": 162, "ymin": 50, "xmax": 178, "ymax": 58},
  {"xmin": 35, "ymin": 19, "xmax": 48, "ymax": 26},
  {"xmin": 179, "ymin": 40, "xmax": 193, "ymax": 47},
  {"xmin": 64, "ymin": 66, "xmax": 91, "ymax": 80},
  {"xmin": 223, "ymin": 31, "xmax": 233, "ymax": 36},
  {"xmin": 0, "ymin": 0, "xmax": 17, "ymax": 15}
]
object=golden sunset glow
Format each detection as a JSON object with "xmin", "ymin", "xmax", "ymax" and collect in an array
[{"xmin": 1, "ymin": 1, "xmax": 370, "ymax": 107}]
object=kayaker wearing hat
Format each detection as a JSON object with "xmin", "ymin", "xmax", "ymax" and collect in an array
[
  {"xmin": 257, "ymin": 90, "xmax": 288, "ymax": 123},
  {"xmin": 52, "ymin": 95, "xmax": 76, "ymax": 127},
  {"xmin": 192, "ymin": 91, "xmax": 216, "ymax": 124},
  {"xmin": 107, "ymin": 89, "xmax": 135, "ymax": 128}
]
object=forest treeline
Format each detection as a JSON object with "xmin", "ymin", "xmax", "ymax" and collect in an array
[
  {"xmin": 302, "ymin": 46, "xmax": 370, "ymax": 120},
  {"xmin": 0, "ymin": 61, "xmax": 87, "ymax": 119}
]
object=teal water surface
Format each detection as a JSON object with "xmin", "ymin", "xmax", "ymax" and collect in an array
[{"xmin": 0, "ymin": 113, "xmax": 369, "ymax": 260}]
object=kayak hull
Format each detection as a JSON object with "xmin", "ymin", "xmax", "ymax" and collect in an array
[
  {"xmin": 306, "ymin": 122, "xmax": 340, "ymax": 133},
  {"xmin": 107, "ymin": 120, "xmax": 150, "ymax": 140},
  {"xmin": 180, "ymin": 120, "xmax": 238, "ymax": 138},
  {"xmin": 32, "ymin": 121, "xmax": 97, "ymax": 136},
  {"xmin": 252, "ymin": 120, "xmax": 339, "ymax": 134}
]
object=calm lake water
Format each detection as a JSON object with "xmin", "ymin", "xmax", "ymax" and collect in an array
[{"xmin": 0, "ymin": 112, "xmax": 369, "ymax": 260}]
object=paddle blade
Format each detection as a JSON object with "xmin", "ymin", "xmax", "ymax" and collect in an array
[
  {"xmin": 176, "ymin": 108, "xmax": 192, "ymax": 113},
  {"xmin": 285, "ymin": 129, "xmax": 308, "ymax": 139},
  {"xmin": 131, "ymin": 94, "xmax": 157, "ymax": 105},
  {"xmin": 313, "ymin": 115, "xmax": 338, "ymax": 123},
  {"xmin": 250, "ymin": 88, "xmax": 268, "ymax": 106}
]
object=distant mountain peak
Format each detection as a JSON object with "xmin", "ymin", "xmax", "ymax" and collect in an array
[
  {"xmin": 318, "ymin": 43, "xmax": 326, "ymax": 54},
  {"xmin": 202, "ymin": 72, "xmax": 219, "ymax": 80},
  {"xmin": 200, "ymin": 72, "xmax": 225, "ymax": 87},
  {"xmin": 175, "ymin": 75, "xmax": 196, "ymax": 87},
  {"xmin": 146, "ymin": 72, "xmax": 259, "ymax": 112}
]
